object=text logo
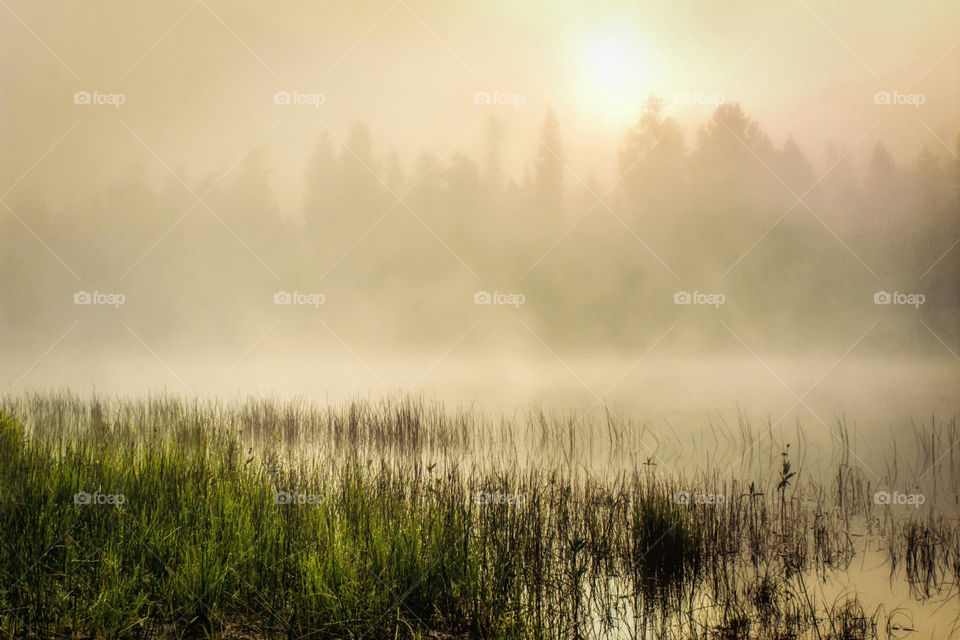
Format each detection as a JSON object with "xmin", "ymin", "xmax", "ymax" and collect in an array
[
  {"xmin": 474, "ymin": 290, "xmax": 526, "ymax": 309},
  {"xmin": 73, "ymin": 91, "xmax": 126, "ymax": 109},
  {"xmin": 74, "ymin": 491, "xmax": 126, "ymax": 505},
  {"xmin": 473, "ymin": 91, "xmax": 526, "ymax": 108},
  {"xmin": 873, "ymin": 491, "xmax": 925, "ymax": 509},
  {"xmin": 274, "ymin": 90, "xmax": 326, "ymax": 108},
  {"xmin": 274, "ymin": 290, "xmax": 325, "ymax": 308},
  {"xmin": 673, "ymin": 290, "xmax": 725, "ymax": 308},
  {"xmin": 474, "ymin": 491, "xmax": 526, "ymax": 505},
  {"xmin": 873, "ymin": 91, "xmax": 925, "ymax": 108},
  {"xmin": 675, "ymin": 491, "xmax": 725, "ymax": 505},
  {"xmin": 74, "ymin": 290, "xmax": 126, "ymax": 308},
  {"xmin": 874, "ymin": 291, "xmax": 924, "ymax": 308},
  {"xmin": 274, "ymin": 491, "xmax": 323, "ymax": 505}
]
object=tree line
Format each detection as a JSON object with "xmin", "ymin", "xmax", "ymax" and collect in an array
[{"xmin": 2, "ymin": 97, "xmax": 958, "ymax": 353}]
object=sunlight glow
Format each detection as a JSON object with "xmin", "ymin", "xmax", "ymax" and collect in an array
[{"xmin": 579, "ymin": 30, "xmax": 657, "ymax": 123}]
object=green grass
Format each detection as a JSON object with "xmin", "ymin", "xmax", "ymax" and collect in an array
[
  {"xmin": 1, "ymin": 409, "xmax": 486, "ymax": 638},
  {"xmin": 0, "ymin": 396, "xmax": 957, "ymax": 639}
]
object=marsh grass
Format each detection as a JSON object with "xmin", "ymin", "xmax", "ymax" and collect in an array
[{"xmin": 0, "ymin": 393, "xmax": 958, "ymax": 639}]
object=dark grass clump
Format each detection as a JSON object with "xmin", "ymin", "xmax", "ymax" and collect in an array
[{"xmin": 629, "ymin": 488, "xmax": 702, "ymax": 604}]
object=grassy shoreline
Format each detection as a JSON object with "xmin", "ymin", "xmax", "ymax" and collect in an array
[{"xmin": 1, "ymin": 395, "xmax": 958, "ymax": 639}]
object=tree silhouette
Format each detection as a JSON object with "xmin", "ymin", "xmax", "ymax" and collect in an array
[
  {"xmin": 483, "ymin": 115, "xmax": 504, "ymax": 196},
  {"xmin": 535, "ymin": 106, "xmax": 565, "ymax": 211},
  {"xmin": 697, "ymin": 102, "xmax": 773, "ymax": 174},
  {"xmin": 822, "ymin": 141, "xmax": 861, "ymax": 208},
  {"xmin": 865, "ymin": 142, "xmax": 901, "ymax": 219},
  {"xmin": 303, "ymin": 131, "xmax": 341, "ymax": 230},
  {"xmin": 777, "ymin": 136, "xmax": 815, "ymax": 194},
  {"xmin": 913, "ymin": 146, "xmax": 946, "ymax": 212},
  {"xmin": 383, "ymin": 150, "xmax": 404, "ymax": 196},
  {"xmin": 340, "ymin": 121, "xmax": 381, "ymax": 217},
  {"xmin": 617, "ymin": 95, "xmax": 686, "ymax": 217}
]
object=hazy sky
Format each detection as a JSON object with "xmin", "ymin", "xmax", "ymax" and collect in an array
[{"xmin": 2, "ymin": 0, "xmax": 957, "ymax": 213}]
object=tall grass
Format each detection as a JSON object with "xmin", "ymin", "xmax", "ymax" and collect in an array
[{"xmin": 0, "ymin": 393, "xmax": 957, "ymax": 638}]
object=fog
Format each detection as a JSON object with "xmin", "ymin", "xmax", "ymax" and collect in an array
[{"xmin": 1, "ymin": 0, "xmax": 959, "ymax": 428}]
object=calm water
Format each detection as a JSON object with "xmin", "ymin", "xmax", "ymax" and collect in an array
[
  {"xmin": 4, "ymin": 353, "xmax": 959, "ymax": 639},
  {"xmin": 5, "ymin": 351, "xmax": 957, "ymax": 425}
]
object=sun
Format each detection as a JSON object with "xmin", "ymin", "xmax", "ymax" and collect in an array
[{"xmin": 579, "ymin": 30, "xmax": 659, "ymax": 123}]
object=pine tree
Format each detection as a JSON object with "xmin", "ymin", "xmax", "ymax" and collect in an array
[
  {"xmin": 535, "ymin": 106, "xmax": 565, "ymax": 211},
  {"xmin": 865, "ymin": 143, "xmax": 898, "ymax": 197},
  {"xmin": 779, "ymin": 136, "xmax": 814, "ymax": 193},
  {"xmin": 617, "ymin": 95, "xmax": 686, "ymax": 213},
  {"xmin": 340, "ymin": 121, "xmax": 380, "ymax": 215},
  {"xmin": 303, "ymin": 131, "xmax": 340, "ymax": 227},
  {"xmin": 483, "ymin": 115, "xmax": 504, "ymax": 194}
]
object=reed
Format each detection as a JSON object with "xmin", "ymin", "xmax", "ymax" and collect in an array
[{"xmin": 1, "ymin": 394, "xmax": 957, "ymax": 639}]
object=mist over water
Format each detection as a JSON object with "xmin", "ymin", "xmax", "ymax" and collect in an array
[
  {"xmin": 2, "ymin": 2, "xmax": 960, "ymax": 637},
  {"xmin": 5, "ymin": 352, "xmax": 958, "ymax": 425}
]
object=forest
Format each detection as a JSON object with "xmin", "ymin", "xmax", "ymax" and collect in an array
[{"xmin": 2, "ymin": 97, "xmax": 958, "ymax": 355}]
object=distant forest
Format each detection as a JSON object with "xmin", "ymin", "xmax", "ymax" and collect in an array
[{"xmin": 3, "ymin": 97, "xmax": 959, "ymax": 353}]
